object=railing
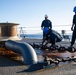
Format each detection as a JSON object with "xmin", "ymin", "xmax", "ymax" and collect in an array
[{"xmin": 18, "ymin": 24, "xmax": 72, "ymax": 35}]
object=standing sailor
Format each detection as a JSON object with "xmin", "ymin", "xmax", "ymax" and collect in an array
[
  {"xmin": 41, "ymin": 14, "xmax": 52, "ymax": 40},
  {"xmin": 70, "ymin": 6, "xmax": 76, "ymax": 47},
  {"xmin": 41, "ymin": 14, "xmax": 57, "ymax": 47}
]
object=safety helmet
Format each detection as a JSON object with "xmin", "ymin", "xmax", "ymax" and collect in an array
[
  {"xmin": 73, "ymin": 6, "xmax": 76, "ymax": 12},
  {"xmin": 43, "ymin": 28, "xmax": 49, "ymax": 34},
  {"xmin": 45, "ymin": 14, "xmax": 48, "ymax": 18}
]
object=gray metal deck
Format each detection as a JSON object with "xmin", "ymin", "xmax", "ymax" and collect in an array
[
  {"xmin": 0, "ymin": 41, "xmax": 76, "ymax": 75},
  {"xmin": 0, "ymin": 56, "xmax": 76, "ymax": 75}
]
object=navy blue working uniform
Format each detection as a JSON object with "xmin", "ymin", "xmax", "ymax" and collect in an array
[
  {"xmin": 41, "ymin": 19, "xmax": 52, "ymax": 39},
  {"xmin": 71, "ymin": 13, "xmax": 76, "ymax": 46}
]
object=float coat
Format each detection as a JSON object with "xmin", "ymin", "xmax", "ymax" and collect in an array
[{"xmin": 5, "ymin": 40, "xmax": 38, "ymax": 65}]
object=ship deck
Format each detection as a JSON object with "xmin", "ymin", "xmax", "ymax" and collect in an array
[
  {"xmin": 0, "ymin": 55, "xmax": 76, "ymax": 75},
  {"xmin": 0, "ymin": 40, "xmax": 76, "ymax": 75}
]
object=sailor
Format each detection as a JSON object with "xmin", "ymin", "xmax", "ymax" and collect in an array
[
  {"xmin": 41, "ymin": 14, "xmax": 52, "ymax": 40},
  {"xmin": 41, "ymin": 15, "xmax": 58, "ymax": 48},
  {"xmin": 70, "ymin": 6, "xmax": 76, "ymax": 47}
]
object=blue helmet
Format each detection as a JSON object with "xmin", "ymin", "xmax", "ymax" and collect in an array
[
  {"xmin": 73, "ymin": 6, "xmax": 76, "ymax": 12},
  {"xmin": 43, "ymin": 28, "xmax": 49, "ymax": 34}
]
